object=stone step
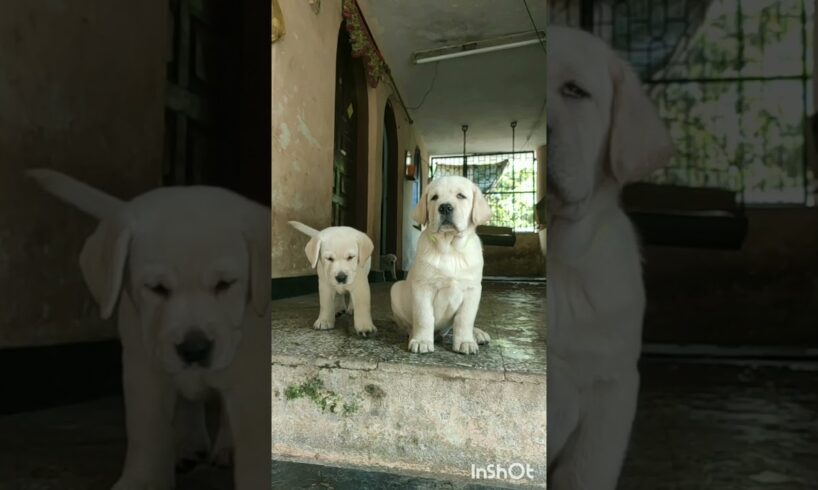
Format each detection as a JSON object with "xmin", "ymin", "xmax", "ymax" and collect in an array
[{"xmin": 271, "ymin": 280, "xmax": 547, "ymax": 488}]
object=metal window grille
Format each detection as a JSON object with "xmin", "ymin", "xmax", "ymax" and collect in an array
[
  {"xmin": 550, "ymin": 0, "xmax": 815, "ymax": 205},
  {"xmin": 430, "ymin": 151, "xmax": 538, "ymax": 231}
]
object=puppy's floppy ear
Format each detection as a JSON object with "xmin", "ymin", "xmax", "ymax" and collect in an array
[
  {"xmin": 243, "ymin": 206, "xmax": 271, "ymax": 316},
  {"xmin": 471, "ymin": 183, "xmax": 492, "ymax": 226},
  {"xmin": 357, "ymin": 232, "xmax": 374, "ymax": 266},
  {"xmin": 79, "ymin": 217, "xmax": 131, "ymax": 320},
  {"xmin": 412, "ymin": 187, "xmax": 429, "ymax": 226},
  {"xmin": 305, "ymin": 236, "xmax": 321, "ymax": 268},
  {"xmin": 607, "ymin": 55, "xmax": 673, "ymax": 184}
]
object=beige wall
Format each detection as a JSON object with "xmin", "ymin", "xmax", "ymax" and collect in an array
[
  {"xmin": 0, "ymin": 1, "xmax": 166, "ymax": 347},
  {"xmin": 271, "ymin": 0, "xmax": 429, "ymax": 278}
]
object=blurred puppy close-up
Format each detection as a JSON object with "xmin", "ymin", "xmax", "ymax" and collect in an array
[
  {"xmin": 546, "ymin": 26, "xmax": 673, "ymax": 489},
  {"xmin": 288, "ymin": 221, "xmax": 377, "ymax": 336},
  {"xmin": 390, "ymin": 175, "xmax": 493, "ymax": 355},
  {"xmin": 27, "ymin": 169, "xmax": 271, "ymax": 490}
]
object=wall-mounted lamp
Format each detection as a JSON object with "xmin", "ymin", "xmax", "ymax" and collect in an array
[{"xmin": 405, "ymin": 150, "xmax": 417, "ymax": 180}]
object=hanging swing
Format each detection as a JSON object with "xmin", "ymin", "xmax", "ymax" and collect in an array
[
  {"xmin": 474, "ymin": 123, "xmax": 517, "ymax": 247},
  {"xmin": 622, "ymin": 165, "xmax": 749, "ymax": 250}
]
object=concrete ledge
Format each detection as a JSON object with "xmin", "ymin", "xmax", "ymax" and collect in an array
[{"xmin": 271, "ymin": 282, "xmax": 547, "ymax": 487}]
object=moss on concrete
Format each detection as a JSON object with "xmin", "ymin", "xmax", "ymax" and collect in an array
[{"xmin": 285, "ymin": 376, "xmax": 360, "ymax": 416}]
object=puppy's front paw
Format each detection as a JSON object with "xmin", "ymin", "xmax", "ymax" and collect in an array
[
  {"xmin": 354, "ymin": 321, "xmax": 377, "ymax": 337},
  {"xmin": 313, "ymin": 317, "xmax": 335, "ymax": 330},
  {"xmin": 453, "ymin": 340, "xmax": 479, "ymax": 355},
  {"xmin": 408, "ymin": 338, "xmax": 434, "ymax": 353},
  {"xmin": 473, "ymin": 327, "xmax": 491, "ymax": 345}
]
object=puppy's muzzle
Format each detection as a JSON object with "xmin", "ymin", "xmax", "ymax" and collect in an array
[
  {"xmin": 438, "ymin": 202, "xmax": 456, "ymax": 230},
  {"xmin": 335, "ymin": 272, "xmax": 348, "ymax": 284},
  {"xmin": 175, "ymin": 328, "xmax": 213, "ymax": 367}
]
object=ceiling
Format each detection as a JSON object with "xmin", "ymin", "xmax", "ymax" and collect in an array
[{"xmin": 358, "ymin": 0, "xmax": 547, "ymax": 155}]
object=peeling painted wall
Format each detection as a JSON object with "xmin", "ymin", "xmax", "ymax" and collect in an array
[
  {"xmin": 272, "ymin": 0, "xmax": 342, "ymax": 278},
  {"xmin": 0, "ymin": 1, "xmax": 166, "ymax": 347},
  {"xmin": 271, "ymin": 0, "xmax": 429, "ymax": 278}
]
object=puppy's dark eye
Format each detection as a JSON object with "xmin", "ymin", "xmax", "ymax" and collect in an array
[
  {"xmin": 147, "ymin": 283, "xmax": 170, "ymax": 298},
  {"xmin": 456, "ymin": 193, "xmax": 467, "ymax": 199},
  {"xmin": 561, "ymin": 81, "xmax": 590, "ymax": 99},
  {"xmin": 214, "ymin": 279, "xmax": 236, "ymax": 294},
  {"xmin": 430, "ymin": 195, "xmax": 439, "ymax": 201},
  {"xmin": 327, "ymin": 257, "xmax": 334, "ymax": 262},
  {"xmin": 348, "ymin": 255, "xmax": 356, "ymax": 260}
]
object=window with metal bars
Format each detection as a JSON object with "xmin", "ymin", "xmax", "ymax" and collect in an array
[
  {"xmin": 429, "ymin": 151, "xmax": 538, "ymax": 231},
  {"xmin": 550, "ymin": 0, "xmax": 815, "ymax": 205}
]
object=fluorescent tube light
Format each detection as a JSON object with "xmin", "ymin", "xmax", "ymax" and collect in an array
[{"xmin": 413, "ymin": 30, "xmax": 545, "ymax": 64}]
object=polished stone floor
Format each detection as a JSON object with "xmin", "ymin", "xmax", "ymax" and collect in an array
[{"xmin": 620, "ymin": 359, "xmax": 818, "ymax": 490}]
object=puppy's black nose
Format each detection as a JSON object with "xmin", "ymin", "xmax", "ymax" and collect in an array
[
  {"xmin": 438, "ymin": 203, "xmax": 454, "ymax": 215},
  {"xmin": 175, "ymin": 329, "xmax": 212, "ymax": 366},
  {"xmin": 335, "ymin": 272, "xmax": 348, "ymax": 284}
]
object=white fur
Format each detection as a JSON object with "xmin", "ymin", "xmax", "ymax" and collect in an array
[
  {"xmin": 390, "ymin": 176, "xmax": 493, "ymax": 355},
  {"xmin": 289, "ymin": 221, "xmax": 376, "ymax": 336},
  {"xmin": 546, "ymin": 26, "xmax": 672, "ymax": 489},
  {"xmin": 28, "ymin": 169, "xmax": 271, "ymax": 490}
]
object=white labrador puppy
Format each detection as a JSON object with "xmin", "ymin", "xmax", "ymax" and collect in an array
[
  {"xmin": 28, "ymin": 169, "xmax": 270, "ymax": 490},
  {"xmin": 546, "ymin": 26, "xmax": 672, "ymax": 489},
  {"xmin": 288, "ymin": 221, "xmax": 377, "ymax": 336},
  {"xmin": 379, "ymin": 253, "xmax": 398, "ymax": 281},
  {"xmin": 390, "ymin": 175, "xmax": 492, "ymax": 355}
]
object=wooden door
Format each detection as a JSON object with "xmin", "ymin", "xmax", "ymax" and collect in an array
[
  {"xmin": 163, "ymin": 0, "xmax": 270, "ymax": 206},
  {"xmin": 331, "ymin": 23, "xmax": 368, "ymax": 228},
  {"xmin": 164, "ymin": 0, "xmax": 220, "ymax": 186},
  {"xmin": 380, "ymin": 102, "xmax": 398, "ymax": 255}
]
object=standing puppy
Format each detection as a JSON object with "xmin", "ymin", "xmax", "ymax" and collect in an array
[
  {"xmin": 289, "ymin": 221, "xmax": 376, "ymax": 336},
  {"xmin": 379, "ymin": 254, "xmax": 398, "ymax": 281},
  {"xmin": 390, "ymin": 176, "xmax": 492, "ymax": 355},
  {"xmin": 28, "ymin": 169, "xmax": 270, "ymax": 490}
]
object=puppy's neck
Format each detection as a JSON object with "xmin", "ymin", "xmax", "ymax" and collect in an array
[
  {"xmin": 548, "ymin": 181, "xmax": 623, "ymax": 263},
  {"xmin": 550, "ymin": 181, "xmax": 620, "ymax": 223},
  {"xmin": 425, "ymin": 228, "xmax": 472, "ymax": 251}
]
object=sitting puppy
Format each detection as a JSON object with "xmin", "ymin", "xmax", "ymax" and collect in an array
[
  {"xmin": 390, "ymin": 176, "xmax": 492, "ymax": 354},
  {"xmin": 380, "ymin": 253, "xmax": 398, "ymax": 281},
  {"xmin": 27, "ymin": 169, "xmax": 270, "ymax": 490},
  {"xmin": 288, "ymin": 221, "xmax": 377, "ymax": 337}
]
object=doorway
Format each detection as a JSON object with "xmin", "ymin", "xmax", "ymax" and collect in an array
[
  {"xmin": 380, "ymin": 101, "xmax": 399, "ymax": 257},
  {"xmin": 162, "ymin": 0, "xmax": 270, "ymax": 205},
  {"xmin": 331, "ymin": 22, "xmax": 369, "ymax": 229}
]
